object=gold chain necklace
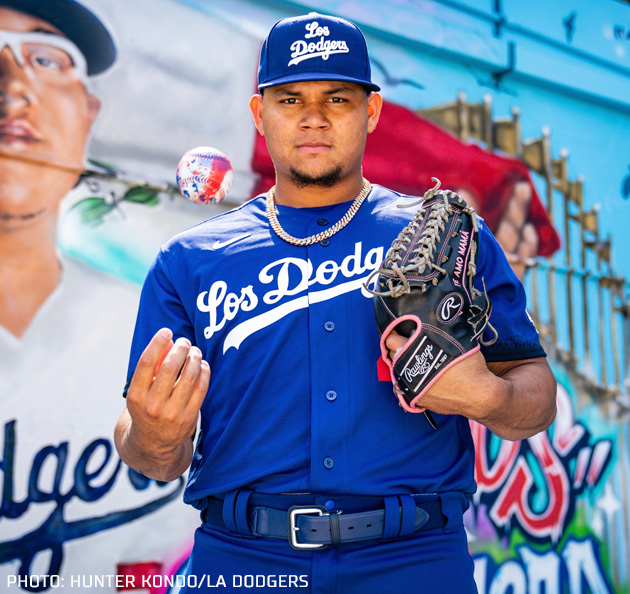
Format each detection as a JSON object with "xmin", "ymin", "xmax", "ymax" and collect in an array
[{"xmin": 266, "ymin": 179, "xmax": 372, "ymax": 246}]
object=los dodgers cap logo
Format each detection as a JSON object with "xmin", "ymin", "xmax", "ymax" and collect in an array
[{"xmin": 257, "ymin": 12, "xmax": 380, "ymax": 92}]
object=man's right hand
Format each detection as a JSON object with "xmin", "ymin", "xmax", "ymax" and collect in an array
[{"xmin": 114, "ymin": 328, "xmax": 210, "ymax": 481}]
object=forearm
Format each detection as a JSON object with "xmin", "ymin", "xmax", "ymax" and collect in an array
[
  {"xmin": 469, "ymin": 358, "xmax": 557, "ymax": 440},
  {"xmin": 418, "ymin": 354, "xmax": 557, "ymax": 441},
  {"xmin": 114, "ymin": 407, "xmax": 194, "ymax": 482}
]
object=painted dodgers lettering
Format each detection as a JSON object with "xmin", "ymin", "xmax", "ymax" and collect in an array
[
  {"xmin": 0, "ymin": 420, "xmax": 183, "ymax": 587},
  {"xmin": 196, "ymin": 242, "xmax": 383, "ymax": 352},
  {"xmin": 288, "ymin": 20, "xmax": 349, "ymax": 66}
]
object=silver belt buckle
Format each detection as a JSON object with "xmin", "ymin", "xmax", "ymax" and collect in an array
[{"xmin": 288, "ymin": 505, "xmax": 329, "ymax": 550}]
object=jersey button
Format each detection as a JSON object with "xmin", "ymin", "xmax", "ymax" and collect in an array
[
  {"xmin": 323, "ymin": 457, "xmax": 334, "ymax": 469},
  {"xmin": 317, "ymin": 218, "xmax": 329, "ymax": 226},
  {"xmin": 326, "ymin": 390, "xmax": 337, "ymax": 401},
  {"xmin": 320, "ymin": 239, "xmax": 331, "ymax": 247},
  {"xmin": 324, "ymin": 321, "xmax": 335, "ymax": 332}
]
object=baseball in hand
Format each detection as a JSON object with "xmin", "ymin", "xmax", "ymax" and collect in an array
[{"xmin": 176, "ymin": 147, "xmax": 233, "ymax": 204}]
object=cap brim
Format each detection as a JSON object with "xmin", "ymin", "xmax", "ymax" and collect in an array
[{"xmin": 259, "ymin": 71, "xmax": 380, "ymax": 93}]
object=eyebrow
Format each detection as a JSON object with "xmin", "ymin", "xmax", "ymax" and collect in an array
[
  {"xmin": 270, "ymin": 88, "xmax": 301, "ymax": 97},
  {"xmin": 323, "ymin": 86, "xmax": 356, "ymax": 95}
]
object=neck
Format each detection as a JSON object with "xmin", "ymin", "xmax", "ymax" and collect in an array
[
  {"xmin": 272, "ymin": 174, "xmax": 366, "ymax": 208},
  {"xmin": 0, "ymin": 218, "xmax": 61, "ymax": 338}
]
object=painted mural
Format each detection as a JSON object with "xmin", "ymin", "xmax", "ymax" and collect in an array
[{"xmin": 1, "ymin": 0, "xmax": 629, "ymax": 592}]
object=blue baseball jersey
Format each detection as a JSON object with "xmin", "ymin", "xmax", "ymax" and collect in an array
[{"xmin": 125, "ymin": 184, "xmax": 545, "ymax": 510}]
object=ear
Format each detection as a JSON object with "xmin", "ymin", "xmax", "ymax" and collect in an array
[
  {"xmin": 86, "ymin": 93, "xmax": 101, "ymax": 124},
  {"xmin": 249, "ymin": 94, "xmax": 265, "ymax": 136},
  {"xmin": 366, "ymin": 92, "xmax": 383, "ymax": 134}
]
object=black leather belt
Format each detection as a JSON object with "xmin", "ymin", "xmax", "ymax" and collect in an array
[{"xmin": 203, "ymin": 492, "xmax": 446, "ymax": 550}]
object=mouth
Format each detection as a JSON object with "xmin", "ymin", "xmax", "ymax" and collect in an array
[
  {"xmin": 0, "ymin": 207, "xmax": 46, "ymax": 222},
  {"xmin": 0, "ymin": 119, "xmax": 42, "ymax": 146},
  {"xmin": 296, "ymin": 142, "xmax": 332, "ymax": 154}
]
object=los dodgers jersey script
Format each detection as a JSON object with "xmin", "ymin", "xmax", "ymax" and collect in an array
[{"xmin": 125, "ymin": 184, "xmax": 545, "ymax": 509}]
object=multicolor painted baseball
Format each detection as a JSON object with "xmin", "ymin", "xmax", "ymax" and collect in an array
[{"xmin": 176, "ymin": 146, "xmax": 233, "ymax": 204}]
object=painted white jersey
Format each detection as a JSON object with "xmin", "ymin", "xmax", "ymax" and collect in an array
[{"xmin": 0, "ymin": 256, "xmax": 198, "ymax": 593}]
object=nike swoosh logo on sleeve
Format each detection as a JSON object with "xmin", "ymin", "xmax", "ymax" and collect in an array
[{"xmin": 211, "ymin": 234, "xmax": 251, "ymax": 250}]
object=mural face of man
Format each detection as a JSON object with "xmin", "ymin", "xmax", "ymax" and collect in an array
[{"xmin": 0, "ymin": 7, "xmax": 100, "ymax": 231}]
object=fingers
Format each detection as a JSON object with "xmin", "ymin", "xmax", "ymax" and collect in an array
[
  {"xmin": 128, "ymin": 328, "xmax": 174, "ymax": 397},
  {"xmin": 185, "ymin": 359, "xmax": 211, "ymax": 416},
  {"xmin": 167, "ymin": 344, "xmax": 210, "ymax": 413},
  {"xmin": 150, "ymin": 336, "xmax": 196, "ymax": 399},
  {"xmin": 384, "ymin": 330, "xmax": 407, "ymax": 360},
  {"xmin": 128, "ymin": 329, "xmax": 210, "ymax": 416}
]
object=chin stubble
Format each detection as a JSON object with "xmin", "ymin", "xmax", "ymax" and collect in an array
[{"xmin": 289, "ymin": 164, "xmax": 343, "ymax": 188}]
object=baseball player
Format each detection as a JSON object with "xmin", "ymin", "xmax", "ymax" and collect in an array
[{"xmin": 115, "ymin": 12, "xmax": 557, "ymax": 593}]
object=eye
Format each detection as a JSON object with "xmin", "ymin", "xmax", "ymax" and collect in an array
[
  {"xmin": 24, "ymin": 44, "xmax": 73, "ymax": 73},
  {"xmin": 30, "ymin": 55, "xmax": 63, "ymax": 71},
  {"xmin": 280, "ymin": 97, "xmax": 299, "ymax": 104},
  {"xmin": 328, "ymin": 96, "xmax": 347, "ymax": 103}
]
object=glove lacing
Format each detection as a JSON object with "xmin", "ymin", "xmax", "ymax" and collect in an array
[
  {"xmin": 366, "ymin": 179, "xmax": 465, "ymax": 297},
  {"xmin": 364, "ymin": 178, "xmax": 499, "ymax": 346}
]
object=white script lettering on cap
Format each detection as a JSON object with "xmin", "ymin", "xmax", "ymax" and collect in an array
[{"xmin": 288, "ymin": 20, "xmax": 349, "ymax": 66}]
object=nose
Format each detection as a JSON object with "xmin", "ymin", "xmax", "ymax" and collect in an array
[
  {"xmin": 0, "ymin": 46, "xmax": 36, "ymax": 117},
  {"xmin": 299, "ymin": 101, "xmax": 330, "ymax": 130}
]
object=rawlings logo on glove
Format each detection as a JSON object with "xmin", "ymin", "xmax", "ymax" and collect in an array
[{"xmin": 365, "ymin": 178, "xmax": 498, "ymax": 426}]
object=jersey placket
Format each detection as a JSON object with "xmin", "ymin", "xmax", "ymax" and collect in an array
[{"xmin": 303, "ymin": 213, "xmax": 353, "ymax": 496}]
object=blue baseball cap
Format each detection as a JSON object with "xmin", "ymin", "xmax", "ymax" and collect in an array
[
  {"xmin": 0, "ymin": 0, "xmax": 116, "ymax": 75},
  {"xmin": 258, "ymin": 12, "xmax": 380, "ymax": 92}
]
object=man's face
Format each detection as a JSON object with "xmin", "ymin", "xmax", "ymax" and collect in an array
[
  {"xmin": 0, "ymin": 7, "xmax": 100, "ymax": 228},
  {"xmin": 250, "ymin": 80, "xmax": 381, "ymax": 191}
]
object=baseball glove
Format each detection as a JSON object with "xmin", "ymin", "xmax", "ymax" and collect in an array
[{"xmin": 365, "ymin": 178, "xmax": 497, "ymax": 423}]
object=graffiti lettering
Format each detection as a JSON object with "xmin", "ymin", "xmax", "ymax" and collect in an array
[
  {"xmin": 473, "ymin": 537, "xmax": 613, "ymax": 594},
  {"xmin": 0, "ymin": 420, "xmax": 184, "ymax": 591},
  {"xmin": 490, "ymin": 432, "xmax": 569, "ymax": 542},
  {"xmin": 472, "ymin": 383, "xmax": 612, "ymax": 543}
]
